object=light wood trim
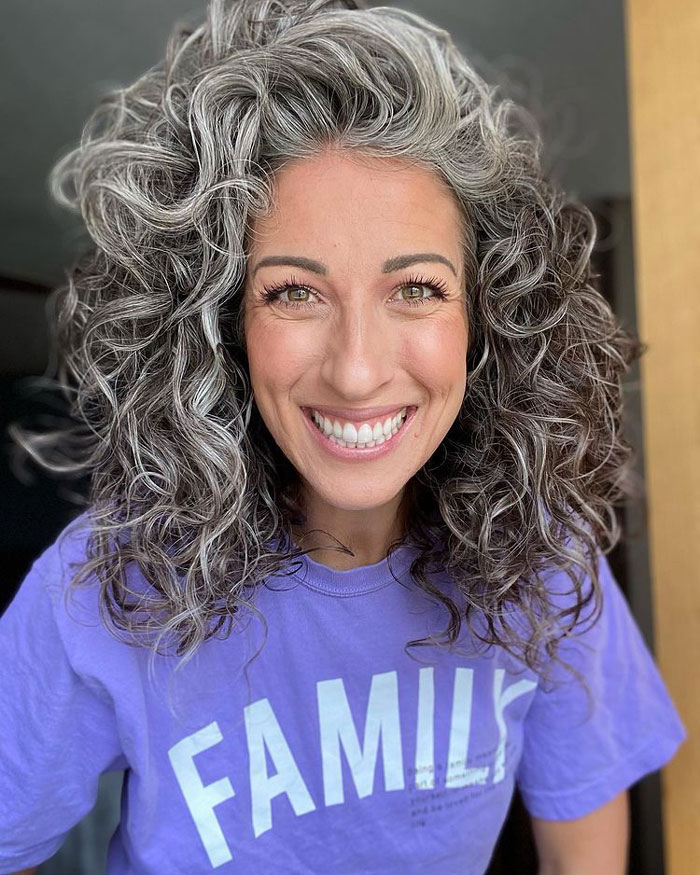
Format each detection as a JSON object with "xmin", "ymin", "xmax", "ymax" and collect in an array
[{"xmin": 623, "ymin": 0, "xmax": 700, "ymax": 872}]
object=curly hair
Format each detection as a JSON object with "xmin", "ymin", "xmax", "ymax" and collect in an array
[{"xmin": 7, "ymin": 0, "xmax": 643, "ymax": 703}]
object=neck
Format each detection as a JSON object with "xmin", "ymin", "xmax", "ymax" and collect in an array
[{"xmin": 291, "ymin": 484, "xmax": 411, "ymax": 570}]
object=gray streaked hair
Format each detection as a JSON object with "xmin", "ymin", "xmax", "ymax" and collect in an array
[{"xmin": 7, "ymin": 0, "xmax": 643, "ymax": 706}]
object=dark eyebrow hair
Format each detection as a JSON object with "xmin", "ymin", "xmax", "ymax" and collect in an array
[{"xmin": 251, "ymin": 252, "xmax": 458, "ymax": 278}]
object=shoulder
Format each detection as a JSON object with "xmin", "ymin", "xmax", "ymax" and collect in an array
[
  {"xmin": 9, "ymin": 509, "xmax": 137, "ymax": 671},
  {"xmin": 19, "ymin": 510, "xmax": 97, "ymax": 623}
]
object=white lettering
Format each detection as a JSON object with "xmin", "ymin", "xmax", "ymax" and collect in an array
[
  {"xmin": 244, "ymin": 698, "xmax": 316, "ymax": 837},
  {"xmin": 415, "ymin": 666, "xmax": 435, "ymax": 789},
  {"xmin": 168, "ymin": 721, "xmax": 235, "ymax": 868},
  {"xmin": 318, "ymin": 671, "xmax": 404, "ymax": 806},
  {"xmin": 445, "ymin": 667, "xmax": 489, "ymax": 788},
  {"xmin": 492, "ymin": 669, "xmax": 538, "ymax": 783},
  {"xmin": 168, "ymin": 664, "xmax": 540, "ymax": 856}
]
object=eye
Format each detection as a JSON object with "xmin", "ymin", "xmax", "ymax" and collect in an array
[
  {"xmin": 396, "ymin": 274, "xmax": 451, "ymax": 307},
  {"xmin": 260, "ymin": 275, "xmax": 318, "ymax": 310},
  {"xmin": 260, "ymin": 272, "xmax": 451, "ymax": 310}
]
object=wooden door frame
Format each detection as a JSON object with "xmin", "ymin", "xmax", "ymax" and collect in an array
[{"xmin": 624, "ymin": 1, "xmax": 700, "ymax": 871}]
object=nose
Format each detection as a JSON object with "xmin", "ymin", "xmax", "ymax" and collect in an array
[{"xmin": 318, "ymin": 303, "xmax": 397, "ymax": 399}]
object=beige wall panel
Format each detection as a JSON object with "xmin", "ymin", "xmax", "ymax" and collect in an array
[{"xmin": 624, "ymin": 0, "xmax": 700, "ymax": 871}]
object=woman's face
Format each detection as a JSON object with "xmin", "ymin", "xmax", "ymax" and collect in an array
[{"xmin": 243, "ymin": 147, "xmax": 468, "ymax": 525}]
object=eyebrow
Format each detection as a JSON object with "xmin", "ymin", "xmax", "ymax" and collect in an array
[{"xmin": 251, "ymin": 252, "xmax": 458, "ymax": 278}]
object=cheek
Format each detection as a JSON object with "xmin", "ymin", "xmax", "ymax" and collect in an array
[
  {"xmin": 400, "ymin": 319, "xmax": 468, "ymax": 384},
  {"xmin": 245, "ymin": 318, "xmax": 316, "ymax": 387}
]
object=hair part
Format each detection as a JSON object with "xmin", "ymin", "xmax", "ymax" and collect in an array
[{"xmin": 7, "ymin": 0, "xmax": 644, "ymax": 712}]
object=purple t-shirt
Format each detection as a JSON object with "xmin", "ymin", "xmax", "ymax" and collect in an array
[{"xmin": 0, "ymin": 513, "xmax": 687, "ymax": 874}]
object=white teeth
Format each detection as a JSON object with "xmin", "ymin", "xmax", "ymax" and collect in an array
[
  {"xmin": 354, "ymin": 422, "xmax": 374, "ymax": 443},
  {"xmin": 310, "ymin": 407, "xmax": 409, "ymax": 448},
  {"xmin": 342, "ymin": 422, "xmax": 355, "ymax": 443}
]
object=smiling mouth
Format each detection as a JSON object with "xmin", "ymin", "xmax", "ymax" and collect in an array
[{"xmin": 304, "ymin": 406, "xmax": 413, "ymax": 449}]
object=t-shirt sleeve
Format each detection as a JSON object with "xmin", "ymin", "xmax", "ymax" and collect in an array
[
  {"xmin": 0, "ymin": 552, "xmax": 127, "ymax": 872},
  {"xmin": 515, "ymin": 551, "xmax": 687, "ymax": 820}
]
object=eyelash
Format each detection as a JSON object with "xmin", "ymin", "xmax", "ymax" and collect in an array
[{"xmin": 259, "ymin": 272, "xmax": 451, "ymax": 310}]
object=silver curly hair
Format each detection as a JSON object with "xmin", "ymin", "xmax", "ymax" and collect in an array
[{"xmin": 7, "ymin": 0, "xmax": 643, "ymax": 702}]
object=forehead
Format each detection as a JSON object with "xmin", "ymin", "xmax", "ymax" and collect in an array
[{"xmin": 248, "ymin": 149, "xmax": 465, "ymax": 261}]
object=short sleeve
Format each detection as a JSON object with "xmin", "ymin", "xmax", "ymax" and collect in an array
[
  {"xmin": 515, "ymin": 552, "xmax": 687, "ymax": 820},
  {"xmin": 0, "ymin": 554, "xmax": 127, "ymax": 872}
]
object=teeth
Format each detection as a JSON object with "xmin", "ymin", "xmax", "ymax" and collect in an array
[{"xmin": 311, "ymin": 407, "xmax": 409, "ymax": 448}]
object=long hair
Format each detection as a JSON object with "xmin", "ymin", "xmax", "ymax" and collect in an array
[{"xmin": 7, "ymin": 0, "xmax": 643, "ymax": 701}]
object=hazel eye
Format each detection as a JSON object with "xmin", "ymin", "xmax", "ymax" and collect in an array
[
  {"xmin": 284, "ymin": 287, "xmax": 313, "ymax": 304},
  {"xmin": 394, "ymin": 277, "xmax": 451, "ymax": 307},
  {"xmin": 260, "ymin": 277, "xmax": 318, "ymax": 310},
  {"xmin": 399, "ymin": 284, "xmax": 431, "ymax": 303}
]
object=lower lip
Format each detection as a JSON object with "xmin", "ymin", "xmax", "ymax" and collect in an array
[{"xmin": 301, "ymin": 406, "xmax": 418, "ymax": 462}]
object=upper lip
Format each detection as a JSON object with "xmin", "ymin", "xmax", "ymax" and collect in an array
[{"xmin": 303, "ymin": 404, "xmax": 416, "ymax": 421}]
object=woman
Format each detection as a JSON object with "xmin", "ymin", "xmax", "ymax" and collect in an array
[{"xmin": 0, "ymin": 0, "xmax": 686, "ymax": 873}]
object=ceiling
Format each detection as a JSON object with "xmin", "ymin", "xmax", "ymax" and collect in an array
[{"xmin": 1, "ymin": 0, "xmax": 630, "ymax": 286}]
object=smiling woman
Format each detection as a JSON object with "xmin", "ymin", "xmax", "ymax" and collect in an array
[
  {"xmin": 242, "ymin": 149, "xmax": 469, "ymax": 567},
  {"xmin": 0, "ymin": 0, "xmax": 686, "ymax": 873}
]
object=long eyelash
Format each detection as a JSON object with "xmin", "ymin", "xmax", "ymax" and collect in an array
[
  {"xmin": 401, "ymin": 273, "xmax": 450, "ymax": 302},
  {"xmin": 260, "ymin": 273, "xmax": 309, "ymax": 306},
  {"xmin": 259, "ymin": 272, "xmax": 451, "ymax": 309}
]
